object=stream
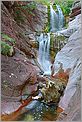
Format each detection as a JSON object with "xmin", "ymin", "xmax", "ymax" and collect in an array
[{"xmin": 17, "ymin": 4, "xmax": 64, "ymax": 121}]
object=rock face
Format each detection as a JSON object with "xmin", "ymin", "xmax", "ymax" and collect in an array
[
  {"xmin": 55, "ymin": 14, "xmax": 81, "ymax": 121},
  {"xmin": 1, "ymin": 1, "xmax": 47, "ymax": 120},
  {"xmin": 1, "ymin": 1, "xmax": 47, "ymax": 56},
  {"xmin": 70, "ymin": 0, "xmax": 81, "ymax": 18},
  {"xmin": 1, "ymin": 48, "xmax": 38, "ymax": 115}
]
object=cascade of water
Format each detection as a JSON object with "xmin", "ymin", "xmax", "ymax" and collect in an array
[
  {"xmin": 37, "ymin": 5, "xmax": 64, "ymax": 75},
  {"xmin": 38, "ymin": 33, "xmax": 51, "ymax": 74},
  {"xmin": 50, "ymin": 4, "xmax": 64, "ymax": 32},
  {"xmin": 56, "ymin": 4, "xmax": 64, "ymax": 30},
  {"xmin": 50, "ymin": 5, "xmax": 58, "ymax": 32}
]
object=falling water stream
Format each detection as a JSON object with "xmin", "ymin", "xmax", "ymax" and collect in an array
[
  {"xmin": 50, "ymin": 5, "xmax": 58, "ymax": 32},
  {"xmin": 56, "ymin": 4, "xmax": 64, "ymax": 30},
  {"xmin": 17, "ymin": 4, "xmax": 64, "ymax": 121},
  {"xmin": 38, "ymin": 4, "xmax": 64, "ymax": 75},
  {"xmin": 37, "ymin": 33, "xmax": 51, "ymax": 75}
]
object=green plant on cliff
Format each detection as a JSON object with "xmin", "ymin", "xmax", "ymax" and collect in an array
[
  {"xmin": 35, "ymin": 0, "xmax": 50, "ymax": 6},
  {"xmin": 14, "ymin": 2, "xmax": 37, "ymax": 23},
  {"xmin": 1, "ymin": 33, "xmax": 16, "ymax": 45},
  {"xmin": 1, "ymin": 41, "xmax": 14, "ymax": 56},
  {"xmin": 15, "ymin": 9, "xmax": 26, "ymax": 23},
  {"xmin": 50, "ymin": 34, "xmax": 56, "ymax": 61},
  {"xmin": 43, "ymin": 5, "xmax": 50, "ymax": 33},
  {"xmin": 21, "ymin": 2, "xmax": 37, "ymax": 10}
]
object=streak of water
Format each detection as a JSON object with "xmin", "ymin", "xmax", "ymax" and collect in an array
[{"xmin": 37, "ymin": 33, "xmax": 51, "ymax": 75}]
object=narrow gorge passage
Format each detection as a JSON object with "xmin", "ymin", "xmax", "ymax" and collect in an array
[
  {"xmin": 15, "ymin": 3, "xmax": 68, "ymax": 121},
  {"xmin": 1, "ymin": 0, "xmax": 81, "ymax": 121}
]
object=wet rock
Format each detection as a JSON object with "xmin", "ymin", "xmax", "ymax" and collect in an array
[{"xmin": 50, "ymin": 33, "xmax": 68, "ymax": 59}]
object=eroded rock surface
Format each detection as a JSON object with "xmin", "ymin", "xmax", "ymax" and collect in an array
[
  {"xmin": 1, "ymin": 48, "xmax": 38, "ymax": 115},
  {"xmin": 55, "ymin": 14, "xmax": 81, "ymax": 121},
  {"xmin": 1, "ymin": 1, "xmax": 48, "ymax": 118}
]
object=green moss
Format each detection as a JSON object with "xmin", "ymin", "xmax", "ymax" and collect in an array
[
  {"xmin": 14, "ymin": 9, "xmax": 26, "ymax": 23},
  {"xmin": 50, "ymin": 33, "xmax": 67, "ymax": 60},
  {"xmin": 43, "ymin": 5, "xmax": 50, "ymax": 33},
  {"xmin": 55, "ymin": 34, "xmax": 66, "ymax": 41},
  {"xmin": 1, "ymin": 33, "xmax": 16, "ymax": 45},
  {"xmin": 50, "ymin": 34, "xmax": 56, "ymax": 60},
  {"xmin": 1, "ymin": 41, "xmax": 14, "ymax": 56}
]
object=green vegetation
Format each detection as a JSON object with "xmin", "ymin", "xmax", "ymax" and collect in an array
[
  {"xmin": 15, "ymin": 9, "xmax": 26, "ymax": 23},
  {"xmin": 35, "ymin": 0, "xmax": 50, "ymax": 6},
  {"xmin": 1, "ymin": 41, "xmax": 14, "ymax": 56},
  {"xmin": 50, "ymin": 33, "xmax": 67, "ymax": 61},
  {"xmin": 20, "ymin": 2, "xmax": 37, "ymax": 10},
  {"xmin": 43, "ymin": 5, "xmax": 50, "ymax": 33},
  {"xmin": 1, "ymin": 33, "xmax": 15, "ymax": 56},
  {"xmin": 1, "ymin": 33, "xmax": 16, "ymax": 45},
  {"xmin": 14, "ymin": 2, "xmax": 37, "ymax": 23},
  {"xmin": 50, "ymin": 34, "xmax": 56, "ymax": 61},
  {"xmin": 20, "ymin": 1, "xmax": 36, "ymax": 16},
  {"xmin": 53, "ymin": 0, "xmax": 74, "ymax": 16},
  {"xmin": 51, "ymin": 0, "xmax": 74, "ymax": 27}
]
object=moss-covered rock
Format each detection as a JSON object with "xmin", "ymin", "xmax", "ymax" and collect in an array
[
  {"xmin": 1, "ymin": 41, "xmax": 14, "ymax": 56},
  {"xmin": 50, "ymin": 33, "xmax": 67, "ymax": 61},
  {"xmin": 40, "ymin": 79, "xmax": 66, "ymax": 103}
]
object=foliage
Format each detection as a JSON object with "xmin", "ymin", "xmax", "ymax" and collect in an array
[
  {"xmin": 15, "ymin": 9, "xmax": 26, "ymax": 23},
  {"xmin": 24, "ymin": 114, "xmax": 34, "ymax": 121},
  {"xmin": 35, "ymin": 0, "xmax": 50, "ymax": 6},
  {"xmin": 43, "ymin": 24, "xmax": 50, "ymax": 33},
  {"xmin": 19, "ymin": 1, "xmax": 37, "ymax": 16},
  {"xmin": 1, "ymin": 41, "xmax": 14, "ymax": 56},
  {"xmin": 1, "ymin": 33, "xmax": 16, "ymax": 45},
  {"xmin": 20, "ymin": 2, "xmax": 37, "ymax": 10},
  {"xmin": 50, "ymin": 34, "xmax": 56, "ymax": 60},
  {"xmin": 14, "ymin": 2, "xmax": 37, "ymax": 23},
  {"xmin": 53, "ymin": 0, "xmax": 74, "ymax": 16}
]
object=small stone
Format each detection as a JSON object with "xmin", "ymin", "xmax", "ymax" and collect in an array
[
  {"xmin": 11, "ymin": 73, "xmax": 14, "ymax": 76},
  {"xmin": 24, "ymin": 60, "xmax": 27, "ymax": 62}
]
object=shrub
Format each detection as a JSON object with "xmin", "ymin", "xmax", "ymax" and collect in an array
[
  {"xmin": 1, "ymin": 41, "xmax": 14, "ymax": 56},
  {"xmin": 1, "ymin": 33, "xmax": 16, "ymax": 45}
]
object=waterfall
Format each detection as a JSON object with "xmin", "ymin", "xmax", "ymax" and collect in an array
[
  {"xmin": 37, "ymin": 33, "xmax": 51, "ymax": 74},
  {"xmin": 50, "ymin": 5, "xmax": 58, "ymax": 32},
  {"xmin": 50, "ymin": 4, "xmax": 64, "ymax": 32},
  {"xmin": 37, "ymin": 5, "xmax": 64, "ymax": 75},
  {"xmin": 56, "ymin": 4, "xmax": 64, "ymax": 30}
]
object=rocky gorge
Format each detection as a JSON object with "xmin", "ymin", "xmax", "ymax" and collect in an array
[{"xmin": 1, "ymin": 0, "xmax": 81, "ymax": 121}]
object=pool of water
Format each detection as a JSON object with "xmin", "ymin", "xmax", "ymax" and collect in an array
[{"xmin": 17, "ymin": 100, "xmax": 57, "ymax": 121}]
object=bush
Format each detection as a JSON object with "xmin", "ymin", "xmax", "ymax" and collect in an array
[
  {"xmin": 1, "ymin": 41, "xmax": 14, "ymax": 56},
  {"xmin": 53, "ymin": 0, "xmax": 74, "ymax": 16},
  {"xmin": 1, "ymin": 33, "xmax": 16, "ymax": 45}
]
